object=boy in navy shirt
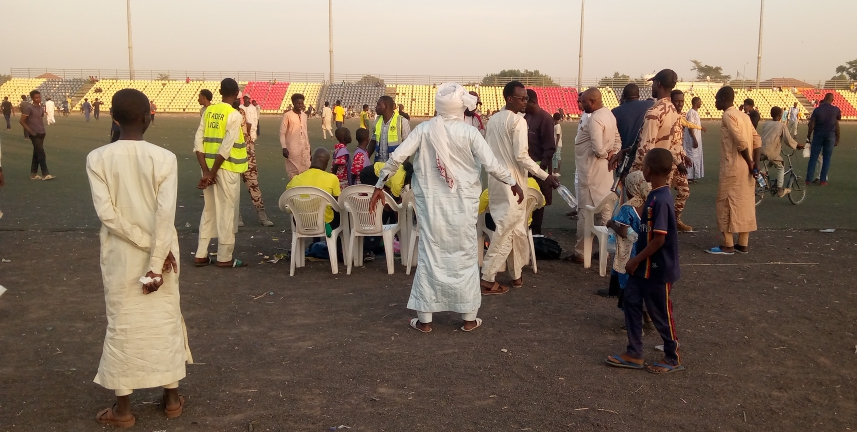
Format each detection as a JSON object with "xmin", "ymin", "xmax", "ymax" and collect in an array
[{"xmin": 606, "ymin": 148, "xmax": 684, "ymax": 374}]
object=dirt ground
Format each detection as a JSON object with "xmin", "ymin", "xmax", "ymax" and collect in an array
[
  {"xmin": 1, "ymin": 116, "xmax": 856, "ymax": 430},
  {"xmin": 1, "ymin": 226, "xmax": 854, "ymax": 431}
]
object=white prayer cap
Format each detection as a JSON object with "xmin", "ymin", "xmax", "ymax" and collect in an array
[{"xmin": 435, "ymin": 83, "xmax": 477, "ymax": 120}]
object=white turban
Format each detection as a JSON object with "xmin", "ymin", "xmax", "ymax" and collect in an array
[
  {"xmin": 427, "ymin": 83, "xmax": 477, "ymax": 192},
  {"xmin": 435, "ymin": 82, "xmax": 478, "ymax": 120}
]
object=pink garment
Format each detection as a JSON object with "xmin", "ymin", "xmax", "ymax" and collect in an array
[{"xmin": 279, "ymin": 110, "xmax": 310, "ymax": 176}]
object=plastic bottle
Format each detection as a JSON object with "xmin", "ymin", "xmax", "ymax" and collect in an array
[
  {"xmin": 754, "ymin": 169, "xmax": 767, "ymax": 188},
  {"xmin": 557, "ymin": 185, "xmax": 578, "ymax": 209}
]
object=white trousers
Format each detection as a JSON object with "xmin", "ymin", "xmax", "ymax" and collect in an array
[
  {"xmin": 418, "ymin": 310, "xmax": 478, "ymax": 323},
  {"xmin": 196, "ymin": 170, "xmax": 241, "ymax": 262},
  {"xmin": 115, "ymin": 381, "xmax": 178, "ymax": 397}
]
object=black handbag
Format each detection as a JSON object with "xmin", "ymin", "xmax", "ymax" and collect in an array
[{"xmin": 533, "ymin": 237, "xmax": 562, "ymax": 260}]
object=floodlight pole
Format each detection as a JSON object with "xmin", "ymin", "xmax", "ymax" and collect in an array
[
  {"xmin": 577, "ymin": 0, "xmax": 584, "ymax": 89},
  {"xmin": 329, "ymin": 0, "xmax": 334, "ymax": 83},
  {"xmin": 755, "ymin": 0, "xmax": 764, "ymax": 89},
  {"xmin": 126, "ymin": 0, "xmax": 135, "ymax": 80}
]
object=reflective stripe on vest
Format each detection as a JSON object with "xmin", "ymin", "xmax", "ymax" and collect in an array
[
  {"xmin": 374, "ymin": 111, "xmax": 401, "ymax": 146},
  {"xmin": 202, "ymin": 103, "xmax": 248, "ymax": 173}
]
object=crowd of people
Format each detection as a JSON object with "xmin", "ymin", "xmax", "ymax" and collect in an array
[{"xmin": 0, "ymin": 69, "xmax": 844, "ymax": 427}]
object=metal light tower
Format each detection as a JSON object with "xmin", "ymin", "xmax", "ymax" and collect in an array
[
  {"xmin": 329, "ymin": 0, "xmax": 334, "ymax": 83},
  {"xmin": 577, "ymin": 0, "xmax": 585, "ymax": 89},
  {"xmin": 126, "ymin": 0, "xmax": 135, "ymax": 80},
  {"xmin": 755, "ymin": 0, "xmax": 764, "ymax": 89}
]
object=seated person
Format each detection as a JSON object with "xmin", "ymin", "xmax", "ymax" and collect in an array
[
  {"xmin": 479, "ymin": 176, "xmax": 543, "ymax": 231},
  {"xmin": 759, "ymin": 106, "xmax": 799, "ymax": 197},
  {"xmin": 286, "ymin": 148, "xmax": 341, "ymax": 229},
  {"xmin": 373, "ymin": 161, "xmax": 407, "ymax": 200}
]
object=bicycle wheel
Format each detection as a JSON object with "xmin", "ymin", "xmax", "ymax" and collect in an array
[
  {"xmin": 755, "ymin": 183, "xmax": 765, "ymax": 206},
  {"xmin": 788, "ymin": 175, "xmax": 806, "ymax": 205}
]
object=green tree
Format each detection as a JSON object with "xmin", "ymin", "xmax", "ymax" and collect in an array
[
  {"xmin": 690, "ymin": 60, "xmax": 730, "ymax": 81},
  {"xmin": 598, "ymin": 72, "xmax": 631, "ymax": 87},
  {"xmin": 356, "ymin": 74, "xmax": 384, "ymax": 86},
  {"xmin": 824, "ymin": 73, "xmax": 850, "ymax": 89},
  {"xmin": 0, "ymin": 74, "xmax": 10, "ymax": 87},
  {"xmin": 481, "ymin": 69, "xmax": 557, "ymax": 87},
  {"xmin": 835, "ymin": 59, "xmax": 857, "ymax": 81}
]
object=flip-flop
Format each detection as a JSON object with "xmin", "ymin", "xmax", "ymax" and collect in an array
[
  {"xmin": 461, "ymin": 318, "xmax": 483, "ymax": 332},
  {"xmin": 512, "ymin": 278, "xmax": 523, "ymax": 288},
  {"xmin": 193, "ymin": 256, "xmax": 213, "ymax": 267},
  {"xmin": 704, "ymin": 246, "xmax": 734, "ymax": 255},
  {"xmin": 605, "ymin": 354, "xmax": 644, "ymax": 369},
  {"xmin": 96, "ymin": 405, "xmax": 136, "ymax": 428},
  {"xmin": 409, "ymin": 318, "xmax": 432, "ymax": 333},
  {"xmin": 164, "ymin": 395, "xmax": 185, "ymax": 419},
  {"xmin": 481, "ymin": 282, "xmax": 509, "ymax": 295},
  {"xmin": 217, "ymin": 259, "xmax": 247, "ymax": 268},
  {"xmin": 646, "ymin": 362, "xmax": 686, "ymax": 374}
]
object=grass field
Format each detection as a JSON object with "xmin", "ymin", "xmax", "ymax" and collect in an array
[
  {"xmin": 0, "ymin": 114, "xmax": 855, "ymax": 232},
  {"xmin": 1, "ymin": 114, "xmax": 856, "ymax": 431}
]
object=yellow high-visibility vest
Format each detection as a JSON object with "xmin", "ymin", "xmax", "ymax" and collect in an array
[
  {"xmin": 374, "ymin": 111, "xmax": 401, "ymax": 145},
  {"xmin": 202, "ymin": 103, "xmax": 248, "ymax": 173}
]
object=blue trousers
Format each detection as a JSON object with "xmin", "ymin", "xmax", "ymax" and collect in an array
[
  {"xmin": 623, "ymin": 276, "xmax": 680, "ymax": 365},
  {"xmin": 807, "ymin": 132, "xmax": 835, "ymax": 183}
]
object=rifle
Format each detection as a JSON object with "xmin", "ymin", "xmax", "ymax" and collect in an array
[{"xmin": 611, "ymin": 123, "xmax": 644, "ymax": 193}]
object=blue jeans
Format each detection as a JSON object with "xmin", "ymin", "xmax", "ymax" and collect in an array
[{"xmin": 807, "ymin": 132, "xmax": 835, "ymax": 182}]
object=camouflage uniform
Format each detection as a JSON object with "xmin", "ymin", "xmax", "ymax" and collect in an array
[
  {"xmin": 630, "ymin": 97, "xmax": 690, "ymax": 223},
  {"xmin": 238, "ymin": 108, "xmax": 265, "ymax": 212}
]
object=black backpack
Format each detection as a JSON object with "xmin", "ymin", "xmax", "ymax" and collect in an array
[{"xmin": 533, "ymin": 237, "xmax": 562, "ymax": 260}]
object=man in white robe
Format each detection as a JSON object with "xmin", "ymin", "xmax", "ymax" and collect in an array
[
  {"xmin": 480, "ymin": 81, "xmax": 558, "ymax": 293},
  {"xmin": 44, "ymin": 97, "xmax": 56, "ymax": 125},
  {"xmin": 370, "ymin": 83, "xmax": 521, "ymax": 333},
  {"xmin": 86, "ymin": 88, "xmax": 191, "ymax": 427},
  {"xmin": 571, "ymin": 88, "xmax": 621, "ymax": 261},
  {"xmin": 684, "ymin": 97, "xmax": 704, "ymax": 180}
]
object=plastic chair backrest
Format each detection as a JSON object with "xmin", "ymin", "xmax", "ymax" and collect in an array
[
  {"xmin": 400, "ymin": 189, "xmax": 418, "ymax": 229},
  {"xmin": 338, "ymin": 185, "xmax": 398, "ymax": 235},
  {"xmin": 594, "ymin": 192, "xmax": 620, "ymax": 215},
  {"xmin": 525, "ymin": 187, "xmax": 546, "ymax": 215},
  {"xmin": 279, "ymin": 187, "xmax": 339, "ymax": 236}
]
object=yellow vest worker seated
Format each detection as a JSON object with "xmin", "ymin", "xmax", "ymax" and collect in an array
[
  {"xmin": 373, "ymin": 161, "xmax": 406, "ymax": 198},
  {"xmin": 480, "ymin": 177, "xmax": 543, "ymax": 229},
  {"xmin": 286, "ymin": 148, "xmax": 342, "ymax": 228}
]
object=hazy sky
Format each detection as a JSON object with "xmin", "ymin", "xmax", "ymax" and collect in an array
[{"xmin": 3, "ymin": 0, "xmax": 855, "ymax": 83}]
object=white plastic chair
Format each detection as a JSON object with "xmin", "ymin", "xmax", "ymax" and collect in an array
[
  {"xmin": 398, "ymin": 187, "xmax": 414, "ymax": 268},
  {"xmin": 524, "ymin": 187, "xmax": 546, "ymax": 274},
  {"xmin": 338, "ymin": 185, "xmax": 401, "ymax": 275},
  {"xmin": 582, "ymin": 192, "xmax": 619, "ymax": 276},
  {"xmin": 476, "ymin": 211, "xmax": 494, "ymax": 268},
  {"xmin": 278, "ymin": 186, "xmax": 346, "ymax": 276},
  {"xmin": 400, "ymin": 189, "xmax": 420, "ymax": 275}
]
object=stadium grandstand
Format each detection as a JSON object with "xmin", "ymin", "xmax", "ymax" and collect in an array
[
  {"xmin": 321, "ymin": 83, "xmax": 386, "ymax": 113},
  {"xmin": 2, "ymin": 71, "xmax": 855, "ymax": 120}
]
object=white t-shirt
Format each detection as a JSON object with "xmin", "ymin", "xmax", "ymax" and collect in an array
[
  {"xmin": 242, "ymin": 104, "xmax": 259, "ymax": 126},
  {"xmin": 788, "ymin": 107, "xmax": 799, "ymax": 122},
  {"xmin": 554, "ymin": 123, "xmax": 563, "ymax": 148}
]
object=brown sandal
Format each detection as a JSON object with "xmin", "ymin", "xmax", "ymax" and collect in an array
[
  {"xmin": 96, "ymin": 405, "xmax": 136, "ymax": 428},
  {"xmin": 164, "ymin": 395, "xmax": 185, "ymax": 419},
  {"xmin": 481, "ymin": 281, "xmax": 509, "ymax": 295},
  {"xmin": 193, "ymin": 256, "xmax": 213, "ymax": 267}
]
